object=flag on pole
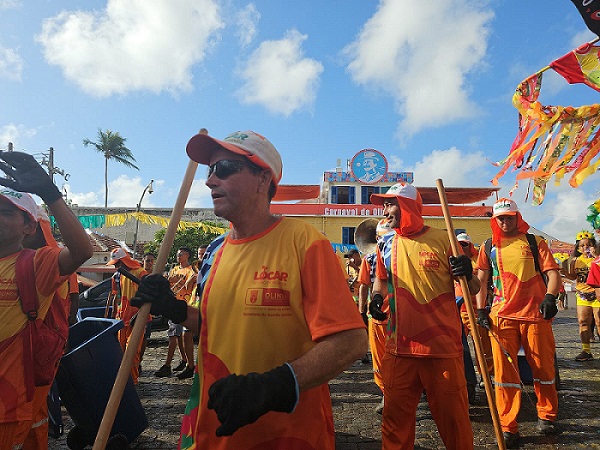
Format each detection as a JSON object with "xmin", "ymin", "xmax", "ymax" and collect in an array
[
  {"xmin": 570, "ymin": 0, "xmax": 600, "ymax": 37},
  {"xmin": 491, "ymin": 41, "xmax": 600, "ymax": 205},
  {"xmin": 550, "ymin": 42, "xmax": 600, "ymax": 92}
]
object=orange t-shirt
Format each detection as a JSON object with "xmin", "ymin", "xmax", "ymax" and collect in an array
[
  {"xmin": 181, "ymin": 218, "xmax": 365, "ymax": 450},
  {"xmin": 476, "ymin": 234, "xmax": 558, "ymax": 321},
  {"xmin": 375, "ymin": 227, "xmax": 462, "ymax": 358},
  {"xmin": 0, "ymin": 247, "xmax": 64, "ymax": 422}
]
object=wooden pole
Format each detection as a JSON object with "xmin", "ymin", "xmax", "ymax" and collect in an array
[
  {"xmin": 435, "ymin": 178, "xmax": 506, "ymax": 450},
  {"xmin": 92, "ymin": 128, "xmax": 207, "ymax": 449}
]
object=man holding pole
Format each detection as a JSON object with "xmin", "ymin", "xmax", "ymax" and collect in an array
[
  {"xmin": 0, "ymin": 151, "xmax": 93, "ymax": 449},
  {"xmin": 369, "ymin": 182, "xmax": 479, "ymax": 450},
  {"xmin": 132, "ymin": 130, "xmax": 367, "ymax": 449},
  {"xmin": 476, "ymin": 198, "xmax": 561, "ymax": 448}
]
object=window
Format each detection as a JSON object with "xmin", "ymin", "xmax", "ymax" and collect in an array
[
  {"xmin": 331, "ymin": 186, "xmax": 355, "ymax": 204},
  {"xmin": 361, "ymin": 186, "xmax": 380, "ymax": 204},
  {"xmin": 342, "ymin": 227, "xmax": 356, "ymax": 245}
]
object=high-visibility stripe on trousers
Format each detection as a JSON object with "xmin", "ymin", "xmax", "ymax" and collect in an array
[{"xmin": 490, "ymin": 316, "xmax": 558, "ymax": 434}]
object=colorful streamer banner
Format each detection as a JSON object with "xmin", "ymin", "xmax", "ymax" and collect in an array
[
  {"xmin": 105, "ymin": 212, "xmax": 226, "ymax": 234},
  {"xmin": 491, "ymin": 41, "xmax": 600, "ymax": 205}
]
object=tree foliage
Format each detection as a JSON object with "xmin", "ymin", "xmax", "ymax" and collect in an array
[
  {"xmin": 144, "ymin": 222, "xmax": 224, "ymax": 268},
  {"xmin": 83, "ymin": 128, "xmax": 139, "ymax": 207}
]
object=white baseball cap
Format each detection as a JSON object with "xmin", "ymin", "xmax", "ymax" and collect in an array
[
  {"xmin": 186, "ymin": 130, "xmax": 283, "ymax": 185},
  {"xmin": 370, "ymin": 183, "xmax": 420, "ymax": 205},
  {"xmin": 492, "ymin": 198, "xmax": 519, "ymax": 218},
  {"xmin": 456, "ymin": 232, "xmax": 472, "ymax": 243},
  {"xmin": 0, "ymin": 187, "xmax": 37, "ymax": 220}
]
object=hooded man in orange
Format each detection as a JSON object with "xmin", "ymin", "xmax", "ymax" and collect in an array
[
  {"xmin": 107, "ymin": 247, "xmax": 148, "ymax": 384},
  {"xmin": 476, "ymin": 198, "xmax": 561, "ymax": 448},
  {"xmin": 370, "ymin": 183, "xmax": 480, "ymax": 450}
]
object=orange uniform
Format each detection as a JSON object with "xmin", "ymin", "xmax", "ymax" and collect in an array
[
  {"xmin": 0, "ymin": 247, "xmax": 66, "ymax": 449},
  {"xmin": 477, "ymin": 215, "xmax": 560, "ymax": 434},
  {"xmin": 179, "ymin": 218, "xmax": 365, "ymax": 450},
  {"xmin": 371, "ymin": 183, "xmax": 473, "ymax": 450}
]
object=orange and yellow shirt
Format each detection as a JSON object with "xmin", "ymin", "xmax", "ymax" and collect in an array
[
  {"xmin": 180, "ymin": 218, "xmax": 365, "ymax": 450},
  {"xmin": 0, "ymin": 247, "xmax": 65, "ymax": 422},
  {"xmin": 476, "ymin": 234, "xmax": 558, "ymax": 321},
  {"xmin": 375, "ymin": 227, "xmax": 462, "ymax": 358}
]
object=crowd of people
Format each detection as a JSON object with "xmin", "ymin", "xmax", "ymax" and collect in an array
[{"xmin": 0, "ymin": 129, "xmax": 597, "ymax": 449}]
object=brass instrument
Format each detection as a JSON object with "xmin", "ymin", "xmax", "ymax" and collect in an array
[{"xmin": 354, "ymin": 218, "xmax": 379, "ymax": 255}]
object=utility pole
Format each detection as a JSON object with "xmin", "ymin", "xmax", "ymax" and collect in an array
[{"xmin": 40, "ymin": 147, "xmax": 70, "ymax": 183}]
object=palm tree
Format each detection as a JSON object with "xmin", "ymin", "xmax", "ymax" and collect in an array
[{"xmin": 83, "ymin": 129, "xmax": 139, "ymax": 207}]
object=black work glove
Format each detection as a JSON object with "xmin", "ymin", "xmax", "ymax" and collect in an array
[
  {"xmin": 0, "ymin": 151, "xmax": 62, "ymax": 204},
  {"xmin": 369, "ymin": 294, "xmax": 388, "ymax": 321},
  {"xmin": 449, "ymin": 254, "xmax": 473, "ymax": 281},
  {"xmin": 130, "ymin": 274, "xmax": 187, "ymax": 323},
  {"xmin": 539, "ymin": 294, "xmax": 558, "ymax": 320},
  {"xmin": 476, "ymin": 308, "xmax": 491, "ymax": 330},
  {"xmin": 207, "ymin": 363, "xmax": 298, "ymax": 437}
]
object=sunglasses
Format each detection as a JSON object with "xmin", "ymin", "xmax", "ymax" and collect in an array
[
  {"xmin": 207, "ymin": 159, "xmax": 258, "ymax": 180},
  {"xmin": 459, "ymin": 241, "xmax": 470, "ymax": 248}
]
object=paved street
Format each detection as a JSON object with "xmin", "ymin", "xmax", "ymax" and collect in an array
[{"xmin": 50, "ymin": 296, "xmax": 600, "ymax": 449}]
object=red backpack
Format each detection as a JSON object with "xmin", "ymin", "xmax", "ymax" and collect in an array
[{"xmin": 15, "ymin": 248, "xmax": 69, "ymax": 401}]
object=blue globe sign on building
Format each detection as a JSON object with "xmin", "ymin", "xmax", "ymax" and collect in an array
[{"xmin": 350, "ymin": 149, "xmax": 388, "ymax": 184}]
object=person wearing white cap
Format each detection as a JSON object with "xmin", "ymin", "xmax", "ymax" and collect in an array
[
  {"xmin": 356, "ymin": 218, "xmax": 393, "ymax": 414},
  {"xmin": 368, "ymin": 182, "xmax": 480, "ymax": 450},
  {"xmin": 0, "ymin": 151, "xmax": 92, "ymax": 449},
  {"xmin": 106, "ymin": 247, "xmax": 148, "ymax": 384},
  {"xmin": 475, "ymin": 198, "xmax": 561, "ymax": 447},
  {"xmin": 454, "ymin": 232, "xmax": 493, "ymax": 405},
  {"xmin": 131, "ymin": 130, "xmax": 367, "ymax": 449}
]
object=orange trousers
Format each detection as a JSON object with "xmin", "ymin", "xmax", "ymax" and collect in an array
[
  {"xmin": 369, "ymin": 319, "xmax": 387, "ymax": 393},
  {"xmin": 0, "ymin": 384, "xmax": 51, "ymax": 450},
  {"xmin": 489, "ymin": 316, "xmax": 558, "ymax": 433},
  {"xmin": 118, "ymin": 325, "xmax": 143, "ymax": 384},
  {"xmin": 381, "ymin": 353, "xmax": 473, "ymax": 450}
]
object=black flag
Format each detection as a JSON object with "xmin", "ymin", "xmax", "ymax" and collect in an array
[{"xmin": 571, "ymin": 0, "xmax": 600, "ymax": 36}]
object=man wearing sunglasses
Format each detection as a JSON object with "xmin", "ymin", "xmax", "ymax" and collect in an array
[{"xmin": 132, "ymin": 130, "xmax": 367, "ymax": 450}]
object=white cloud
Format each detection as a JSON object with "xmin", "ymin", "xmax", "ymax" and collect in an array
[
  {"xmin": 235, "ymin": 3, "xmax": 260, "ymax": 48},
  {"xmin": 0, "ymin": 123, "xmax": 37, "ymax": 150},
  {"xmin": 236, "ymin": 29, "xmax": 324, "ymax": 116},
  {"xmin": 62, "ymin": 184, "xmax": 101, "ymax": 207},
  {"xmin": 343, "ymin": 0, "xmax": 493, "ymax": 137},
  {"xmin": 186, "ymin": 178, "xmax": 213, "ymax": 207},
  {"xmin": 403, "ymin": 147, "xmax": 491, "ymax": 187},
  {"xmin": 0, "ymin": 0, "xmax": 21, "ymax": 9},
  {"xmin": 0, "ymin": 46, "xmax": 23, "ymax": 81},
  {"xmin": 35, "ymin": 0, "xmax": 223, "ymax": 97}
]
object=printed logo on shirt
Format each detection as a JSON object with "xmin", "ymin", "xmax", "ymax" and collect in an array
[
  {"xmin": 245, "ymin": 288, "xmax": 291, "ymax": 307},
  {"xmin": 418, "ymin": 251, "xmax": 440, "ymax": 271},
  {"xmin": 253, "ymin": 266, "xmax": 289, "ymax": 282}
]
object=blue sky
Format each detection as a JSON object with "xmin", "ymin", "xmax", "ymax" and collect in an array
[{"xmin": 2, "ymin": 0, "xmax": 600, "ymax": 242}]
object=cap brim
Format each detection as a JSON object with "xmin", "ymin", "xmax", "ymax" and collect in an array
[
  {"xmin": 186, "ymin": 133, "xmax": 250, "ymax": 165},
  {"xmin": 370, "ymin": 193, "xmax": 397, "ymax": 206},
  {"xmin": 0, "ymin": 194, "xmax": 36, "ymax": 221},
  {"xmin": 106, "ymin": 259, "xmax": 119, "ymax": 266},
  {"xmin": 492, "ymin": 211, "xmax": 517, "ymax": 218}
]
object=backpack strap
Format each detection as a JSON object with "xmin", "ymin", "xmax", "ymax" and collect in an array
[
  {"xmin": 15, "ymin": 248, "xmax": 37, "ymax": 401},
  {"xmin": 484, "ymin": 238, "xmax": 492, "ymax": 270},
  {"xmin": 16, "ymin": 249, "xmax": 38, "ymax": 320},
  {"xmin": 525, "ymin": 233, "xmax": 547, "ymax": 286}
]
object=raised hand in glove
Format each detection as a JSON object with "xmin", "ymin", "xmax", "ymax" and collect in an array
[
  {"xmin": 369, "ymin": 294, "xmax": 388, "ymax": 321},
  {"xmin": 130, "ymin": 274, "xmax": 187, "ymax": 323},
  {"xmin": 0, "ymin": 151, "xmax": 62, "ymax": 204},
  {"xmin": 449, "ymin": 254, "xmax": 473, "ymax": 280},
  {"xmin": 476, "ymin": 308, "xmax": 491, "ymax": 330},
  {"xmin": 208, "ymin": 363, "xmax": 298, "ymax": 437},
  {"xmin": 539, "ymin": 294, "xmax": 558, "ymax": 320}
]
